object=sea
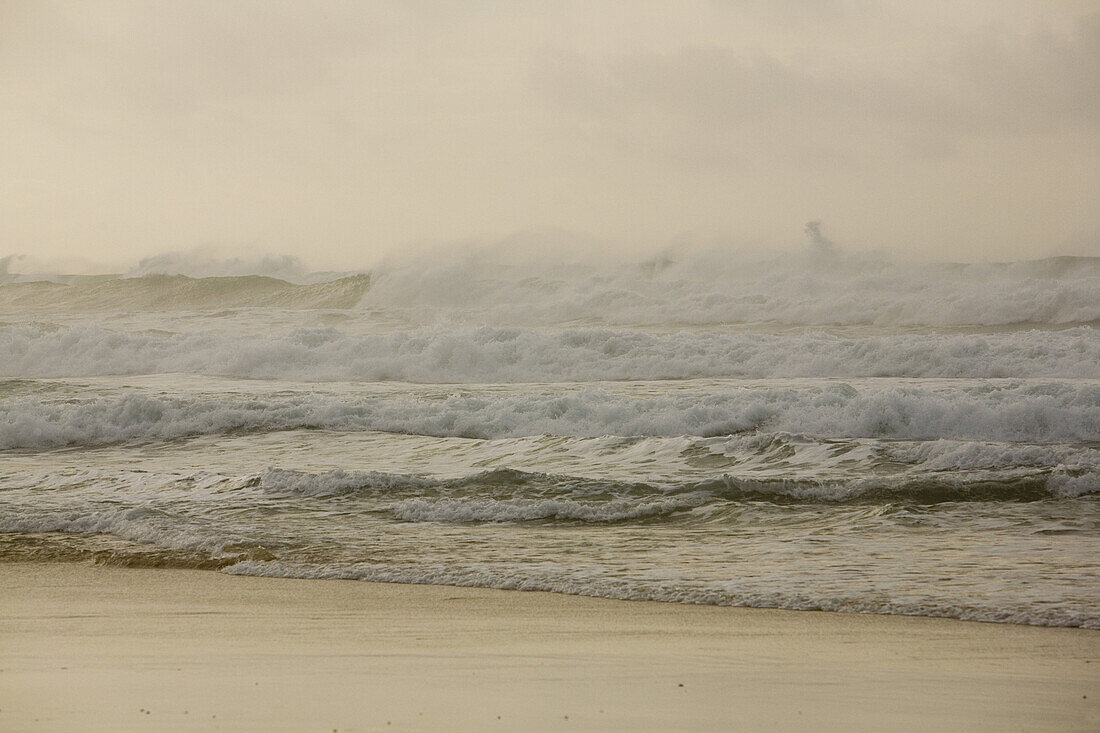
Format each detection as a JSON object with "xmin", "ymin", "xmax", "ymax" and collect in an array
[{"xmin": 1, "ymin": 247, "xmax": 1098, "ymax": 628}]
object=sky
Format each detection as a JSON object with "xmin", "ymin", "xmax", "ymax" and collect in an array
[{"xmin": 1, "ymin": 0, "xmax": 1097, "ymax": 271}]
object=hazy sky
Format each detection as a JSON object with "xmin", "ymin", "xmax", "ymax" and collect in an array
[{"xmin": 1, "ymin": 0, "xmax": 1097, "ymax": 269}]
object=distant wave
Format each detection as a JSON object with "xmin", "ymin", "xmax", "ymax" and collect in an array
[
  {"xmin": 3, "ymin": 324, "xmax": 1097, "ymax": 381},
  {"xmin": 0, "ymin": 273, "xmax": 370, "ymax": 312},
  {"xmin": 1, "ymin": 254, "xmax": 1098, "ymax": 327},
  {"xmin": 128, "ymin": 251, "xmax": 311, "ymax": 281},
  {"xmin": 359, "ymin": 254, "xmax": 1100, "ymax": 328},
  {"xmin": 3, "ymin": 381, "xmax": 1097, "ymax": 449}
]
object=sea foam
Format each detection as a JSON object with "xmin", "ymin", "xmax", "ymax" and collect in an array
[
  {"xmin": 2, "ymin": 324, "xmax": 1098, "ymax": 381},
  {"xmin": 3, "ymin": 380, "xmax": 1097, "ymax": 451}
]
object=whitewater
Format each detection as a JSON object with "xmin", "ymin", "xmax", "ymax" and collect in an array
[{"xmin": 1, "ymin": 249, "xmax": 1097, "ymax": 628}]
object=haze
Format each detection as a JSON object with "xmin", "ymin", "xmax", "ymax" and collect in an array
[{"xmin": 1, "ymin": 0, "xmax": 1097, "ymax": 271}]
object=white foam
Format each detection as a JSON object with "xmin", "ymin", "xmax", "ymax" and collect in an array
[
  {"xmin": 3, "ymin": 381, "xmax": 1097, "ymax": 450},
  {"xmin": 359, "ymin": 252, "xmax": 1100, "ymax": 328},
  {"xmin": 2, "ymin": 324, "xmax": 1097, "ymax": 381},
  {"xmin": 0, "ymin": 506, "xmax": 227, "ymax": 554}
]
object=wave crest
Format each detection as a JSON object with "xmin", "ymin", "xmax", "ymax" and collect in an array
[
  {"xmin": 0, "ymin": 273, "xmax": 370, "ymax": 312},
  {"xmin": 3, "ymin": 381, "xmax": 1097, "ymax": 450},
  {"xmin": 3, "ymin": 324, "xmax": 1097, "ymax": 381}
]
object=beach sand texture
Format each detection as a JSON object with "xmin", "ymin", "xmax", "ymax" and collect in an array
[{"xmin": 1, "ymin": 562, "xmax": 1096, "ymax": 732}]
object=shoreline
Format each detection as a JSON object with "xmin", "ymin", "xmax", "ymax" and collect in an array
[{"xmin": 2, "ymin": 561, "xmax": 1097, "ymax": 731}]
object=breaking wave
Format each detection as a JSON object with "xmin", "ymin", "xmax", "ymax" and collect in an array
[
  {"xmin": 2, "ymin": 253, "xmax": 1098, "ymax": 328},
  {"xmin": 2, "ymin": 380, "xmax": 1098, "ymax": 450},
  {"xmin": 359, "ymin": 253, "xmax": 1100, "ymax": 328},
  {"xmin": 3, "ymin": 324, "xmax": 1098, "ymax": 381}
]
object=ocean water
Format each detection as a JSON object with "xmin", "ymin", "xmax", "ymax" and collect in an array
[{"xmin": 1, "ymin": 251, "xmax": 1098, "ymax": 627}]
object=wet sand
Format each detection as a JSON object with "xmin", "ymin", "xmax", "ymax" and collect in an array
[{"xmin": 1, "ymin": 562, "xmax": 1096, "ymax": 731}]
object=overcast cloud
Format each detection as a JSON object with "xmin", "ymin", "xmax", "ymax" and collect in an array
[{"xmin": 1, "ymin": 0, "xmax": 1096, "ymax": 269}]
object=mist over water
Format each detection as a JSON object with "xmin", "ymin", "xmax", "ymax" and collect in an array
[{"xmin": 1, "ymin": 240, "xmax": 1098, "ymax": 627}]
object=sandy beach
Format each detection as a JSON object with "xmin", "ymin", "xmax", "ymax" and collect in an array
[{"xmin": 0, "ymin": 562, "xmax": 1096, "ymax": 732}]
